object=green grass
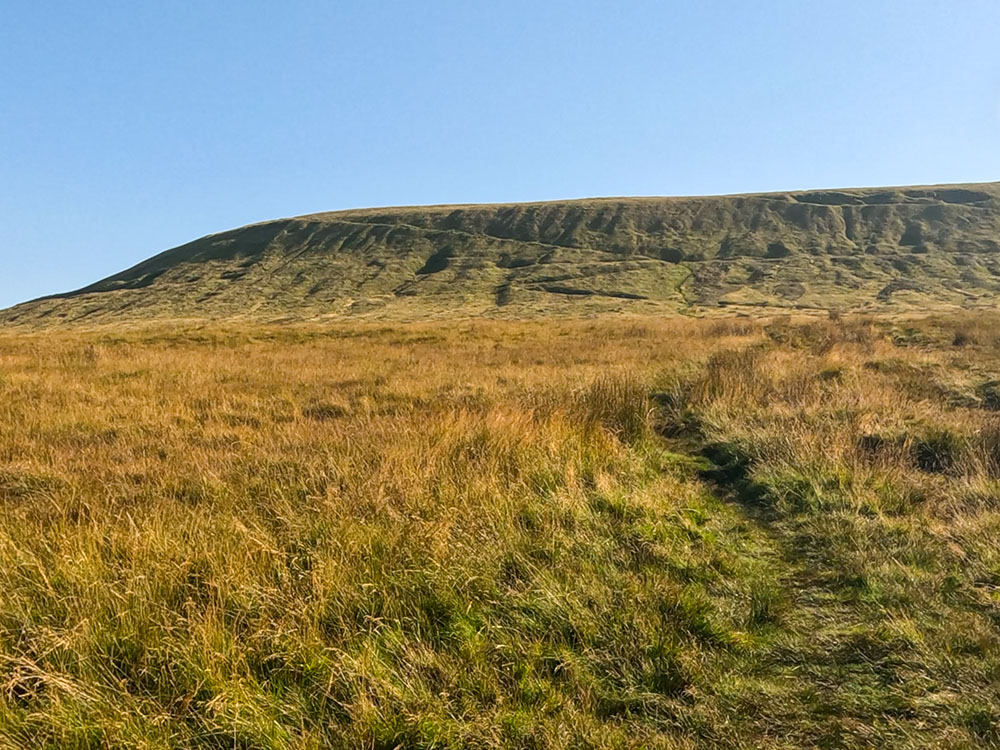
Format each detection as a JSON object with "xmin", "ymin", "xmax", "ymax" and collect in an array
[{"xmin": 5, "ymin": 182, "xmax": 1000, "ymax": 327}]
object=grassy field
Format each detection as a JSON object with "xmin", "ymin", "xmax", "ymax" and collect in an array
[{"xmin": 1, "ymin": 314, "xmax": 1000, "ymax": 748}]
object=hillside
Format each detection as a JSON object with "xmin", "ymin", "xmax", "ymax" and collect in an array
[{"xmin": 6, "ymin": 182, "xmax": 1000, "ymax": 325}]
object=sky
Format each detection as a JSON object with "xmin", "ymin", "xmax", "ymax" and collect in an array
[{"xmin": 2, "ymin": 1, "xmax": 1000, "ymax": 308}]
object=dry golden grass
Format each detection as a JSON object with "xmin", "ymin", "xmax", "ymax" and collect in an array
[{"xmin": 0, "ymin": 314, "xmax": 999, "ymax": 748}]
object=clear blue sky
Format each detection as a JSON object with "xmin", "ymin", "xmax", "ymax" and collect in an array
[{"xmin": 2, "ymin": 1, "xmax": 999, "ymax": 308}]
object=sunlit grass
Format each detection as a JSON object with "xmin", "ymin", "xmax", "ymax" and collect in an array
[{"xmin": 1, "ymin": 314, "xmax": 999, "ymax": 747}]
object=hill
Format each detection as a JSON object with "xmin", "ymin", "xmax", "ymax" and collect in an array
[{"xmin": 5, "ymin": 182, "xmax": 1000, "ymax": 325}]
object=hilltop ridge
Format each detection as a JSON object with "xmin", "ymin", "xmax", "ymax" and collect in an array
[{"xmin": 6, "ymin": 182, "xmax": 1000, "ymax": 326}]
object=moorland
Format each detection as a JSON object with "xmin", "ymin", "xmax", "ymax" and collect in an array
[
  {"xmin": 2, "ymin": 313, "xmax": 1000, "ymax": 748},
  {"xmin": 6, "ymin": 183, "xmax": 1000, "ymax": 327}
]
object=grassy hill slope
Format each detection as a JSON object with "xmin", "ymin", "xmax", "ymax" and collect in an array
[{"xmin": 5, "ymin": 183, "xmax": 1000, "ymax": 326}]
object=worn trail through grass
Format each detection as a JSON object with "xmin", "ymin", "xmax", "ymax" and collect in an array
[{"xmin": 652, "ymin": 425, "xmax": 895, "ymax": 748}]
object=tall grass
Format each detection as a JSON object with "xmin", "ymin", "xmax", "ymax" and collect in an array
[{"xmin": 0, "ymin": 315, "xmax": 999, "ymax": 747}]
